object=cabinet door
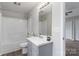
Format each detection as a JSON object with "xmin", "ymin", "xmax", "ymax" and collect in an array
[
  {"xmin": 27, "ymin": 41, "xmax": 32, "ymax": 56},
  {"xmin": 31, "ymin": 43, "xmax": 39, "ymax": 56},
  {"xmin": 39, "ymin": 43, "xmax": 53, "ymax": 56}
]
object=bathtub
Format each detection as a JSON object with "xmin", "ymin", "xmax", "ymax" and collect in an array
[{"xmin": 0, "ymin": 42, "xmax": 22, "ymax": 55}]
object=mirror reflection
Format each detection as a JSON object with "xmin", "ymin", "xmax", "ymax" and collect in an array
[{"xmin": 39, "ymin": 3, "xmax": 52, "ymax": 36}]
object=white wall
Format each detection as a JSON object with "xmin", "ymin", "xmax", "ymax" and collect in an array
[
  {"xmin": 0, "ymin": 10, "xmax": 27, "ymax": 55},
  {"xmin": 52, "ymin": 2, "xmax": 65, "ymax": 56}
]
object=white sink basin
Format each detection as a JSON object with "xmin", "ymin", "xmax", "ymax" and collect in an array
[{"xmin": 26, "ymin": 36, "xmax": 53, "ymax": 47}]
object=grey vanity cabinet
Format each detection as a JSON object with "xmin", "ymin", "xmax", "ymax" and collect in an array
[
  {"xmin": 27, "ymin": 40, "xmax": 53, "ymax": 56},
  {"xmin": 39, "ymin": 43, "xmax": 53, "ymax": 56},
  {"xmin": 27, "ymin": 40, "xmax": 39, "ymax": 56},
  {"xmin": 31, "ymin": 43, "xmax": 39, "ymax": 56},
  {"xmin": 27, "ymin": 40, "xmax": 32, "ymax": 56}
]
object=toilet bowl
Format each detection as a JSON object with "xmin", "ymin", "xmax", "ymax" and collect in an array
[{"xmin": 20, "ymin": 42, "xmax": 28, "ymax": 55}]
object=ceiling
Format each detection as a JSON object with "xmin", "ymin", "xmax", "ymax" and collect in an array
[
  {"xmin": 1, "ymin": 2, "xmax": 79, "ymax": 14},
  {"xmin": 0, "ymin": 2, "xmax": 39, "ymax": 14},
  {"xmin": 66, "ymin": 2, "xmax": 79, "ymax": 11}
]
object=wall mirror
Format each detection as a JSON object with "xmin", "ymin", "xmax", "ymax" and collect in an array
[{"xmin": 39, "ymin": 2, "xmax": 52, "ymax": 36}]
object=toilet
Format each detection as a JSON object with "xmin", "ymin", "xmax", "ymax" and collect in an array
[{"xmin": 20, "ymin": 42, "xmax": 28, "ymax": 55}]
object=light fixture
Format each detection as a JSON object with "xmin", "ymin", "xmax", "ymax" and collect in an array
[
  {"xmin": 40, "ymin": 2, "xmax": 50, "ymax": 9},
  {"xmin": 13, "ymin": 2, "xmax": 21, "ymax": 6}
]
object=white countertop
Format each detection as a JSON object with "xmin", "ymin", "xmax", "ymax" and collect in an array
[{"xmin": 26, "ymin": 36, "xmax": 53, "ymax": 47}]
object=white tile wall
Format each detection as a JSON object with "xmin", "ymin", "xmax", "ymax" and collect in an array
[{"xmin": 0, "ymin": 10, "xmax": 27, "ymax": 55}]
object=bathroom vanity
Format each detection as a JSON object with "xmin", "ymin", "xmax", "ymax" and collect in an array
[
  {"xmin": 26, "ymin": 3, "xmax": 53, "ymax": 56},
  {"xmin": 27, "ymin": 36, "xmax": 53, "ymax": 56}
]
